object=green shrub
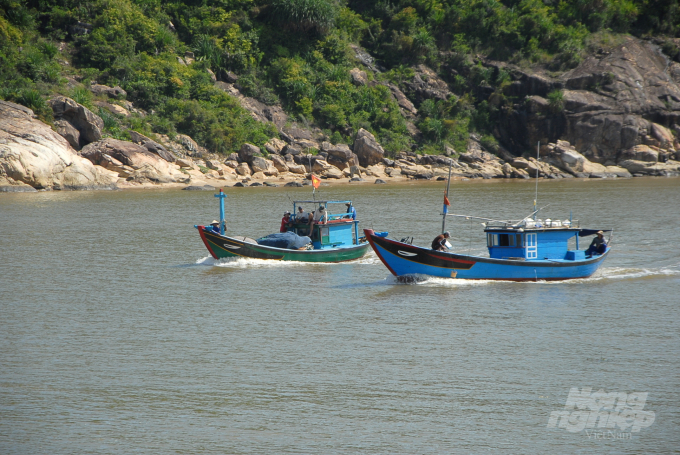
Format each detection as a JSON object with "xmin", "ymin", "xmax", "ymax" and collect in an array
[
  {"xmin": 70, "ymin": 86, "xmax": 93, "ymax": 109},
  {"xmin": 547, "ymin": 89, "xmax": 565, "ymax": 112},
  {"xmin": 269, "ymin": 0, "xmax": 339, "ymax": 35}
]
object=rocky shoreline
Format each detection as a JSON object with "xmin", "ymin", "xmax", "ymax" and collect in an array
[{"xmin": 2, "ymin": 73, "xmax": 680, "ymax": 193}]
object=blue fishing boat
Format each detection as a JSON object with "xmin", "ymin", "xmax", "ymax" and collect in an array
[
  {"xmin": 365, "ymin": 222, "xmax": 610, "ymax": 281},
  {"xmin": 365, "ymin": 148, "xmax": 611, "ymax": 281}
]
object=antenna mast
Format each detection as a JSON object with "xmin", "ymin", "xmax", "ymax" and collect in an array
[
  {"xmin": 534, "ymin": 141, "xmax": 540, "ymax": 221},
  {"xmin": 442, "ymin": 159, "xmax": 452, "ymax": 233}
]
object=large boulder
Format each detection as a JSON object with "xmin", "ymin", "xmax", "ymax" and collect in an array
[
  {"xmin": 323, "ymin": 142, "xmax": 359, "ymax": 169},
  {"xmin": 53, "ymin": 119, "xmax": 80, "ymax": 149},
  {"xmin": 270, "ymin": 154, "xmax": 289, "ymax": 173},
  {"xmin": 619, "ymin": 145, "xmax": 659, "ymax": 162},
  {"xmin": 0, "ymin": 100, "xmax": 118, "ymax": 190},
  {"xmin": 264, "ymin": 137, "xmax": 287, "ymax": 155},
  {"xmin": 617, "ymin": 159, "xmax": 680, "ymax": 176},
  {"xmin": 238, "ymin": 143, "xmax": 261, "ymax": 164},
  {"xmin": 349, "ymin": 68, "xmax": 368, "ymax": 86},
  {"xmin": 89, "ymin": 84, "xmax": 127, "ymax": 99},
  {"xmin": 235, "ymin": 162, "xmax": 251, "ymax": 176},
  {"xmin": 128, "ymin": 131, "xmax": 176, "ymax": 162},
  {"xmin": 81, "ymin": 138, "xmax": 187, "ymax": 184},
  {"xmin": 94, "ymin": 100, "xmax": 130, "ymax": 117},
  {"xmin": 353, "ymin": 128, "xmax": 385, "ymax": 167},
  {"xmin": 251, "ymin": 156, "xmax": 278, "ymax": 176},
  {"xmin": 402, "ymin": 64, "xmax": 453, "ymax": 104},
  {"xmin": 48, "ymin": 96, "xmax": 104, "ymax": 148}
]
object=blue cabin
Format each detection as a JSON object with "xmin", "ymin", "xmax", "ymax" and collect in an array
[
  {"xmin": 485, "ymin": 219, "xmax": 590, "ymax": 261},
  {"xmin": 289, "ymin": 200, "xmax": 360, "ymax": 250}
]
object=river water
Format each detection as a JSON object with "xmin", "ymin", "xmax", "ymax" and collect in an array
[{"xmin": 1, "ymin": 177, "xmax": 679, "ymax": 454}]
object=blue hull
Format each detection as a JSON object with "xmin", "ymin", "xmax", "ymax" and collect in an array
[{"xmin": 365, "ymin": 230, "xmax": 609, "ymax": 281}]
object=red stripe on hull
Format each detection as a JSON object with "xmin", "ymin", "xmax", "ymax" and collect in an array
[
  {"xmin": 365, "ymin": 230, "xmax": 398, "ymax": 276},
  {"xmin": 198, "ymin": 226, "xmax": 219, "ymax": 259}
]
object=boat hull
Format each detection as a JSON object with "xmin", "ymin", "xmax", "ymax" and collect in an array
[
  {"xmin": 365, "ymin": 229, "xmax": 609, "ymax": 281},
  {"xmin": 198, "ymin": 227, "xmax": 370, "ymax": 262}
]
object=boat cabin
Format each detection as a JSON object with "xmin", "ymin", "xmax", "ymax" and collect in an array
[
  {"xmin": 288, "ymin": 200, "xmax": 360, "ymax": 250},
  {"xmin": 484, "ymin": 219, "xmax": 600, "ymax": 261}
]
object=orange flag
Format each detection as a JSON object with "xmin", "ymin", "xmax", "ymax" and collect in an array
[
  {"xmin": 312, "ymin": 174, "xmax": 321, "ymax": 189},
  {"xmin": 444, "ymin": 195, "xmax": 450, "ymax": 206}
]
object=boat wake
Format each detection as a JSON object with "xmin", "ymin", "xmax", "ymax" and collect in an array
[
  {"xmin": 383, "ymin": 264, "xmax": 679, "ymax": 286},
  {"xmin": 386, "ymin": 274, "xmax": 502, "ymax": 287},
  {"xmin": 194, "ymin": 251, "xmax": 381, "ymax": 268},
  {"xmin": 561, "ymin": 264, "xmax": 680, "ymax": 284}
]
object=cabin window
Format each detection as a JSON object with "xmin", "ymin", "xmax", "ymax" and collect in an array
[{"xmin": 487, "ymin": 233, "xmax": 522, "ymax": 247}]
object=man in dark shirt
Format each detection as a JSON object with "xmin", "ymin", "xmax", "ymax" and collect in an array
[
  {"xmin": 586, "ymin": 231, "xmax": 607, "ymax": 257},
  {"xmin": 431, "ymin": 231, "xmax": 450, "ymax": 251}
]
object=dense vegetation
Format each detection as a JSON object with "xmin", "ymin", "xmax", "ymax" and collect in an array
[{"xmin": 1, "ymin": 0, "xmax": 678, "ymax": 155}]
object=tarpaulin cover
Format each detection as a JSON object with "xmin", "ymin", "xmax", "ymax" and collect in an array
[{"xmin": 256, "ymin": 232, "xmax": 312, "ymax": 249}]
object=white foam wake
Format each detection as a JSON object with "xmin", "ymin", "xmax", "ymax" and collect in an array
[
  {"xmin": 560, "ymin": 264, "xmax": 680, "ymax": 284},
  {"xmin": 194, "ymin": 250, "xmax": 381, "ymax": 269},
  {"xmin": 378, "ymin": 264, "xmax": 680, "ymax": 286}
]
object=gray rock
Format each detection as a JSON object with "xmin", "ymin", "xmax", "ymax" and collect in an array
[
  {"xmin": 349, "ymin": 177, "xmax": 365, "ymax": 182},
  {"xmin": 233, "ymin": 182, "xmax": 246, "ymax": 187},
  {"xmin": 48, "ymin": 96, "xmax": 103, "ymax": 147},
  {"xmin": 283, "ymin": 144, "xmax": 302, "ymax": 155},
  {"xmin": 402, "ymin": 64, "xmax": 453, "ymax": 104},
  {"xmin": 285, "ymin": 181, "xmax": 303, "ymax": 187},
  {"xmin": 81, "ymin": 138, "xmax": 186, "ymax": 184},
  {"xmin": 249, "ymin": 182, "xmax": 263, "ymax": 186},
  {"xmin": 350, "ymin": 68, "xmax": 368, "ymax": 86},
  {"xmin": 238, "ymin": 143, "xmax": 261, "ymax": 164},
  {"xmin": 54, "ymin": 119, "xmax": 80, "ymax": 150},
  {"xmin": 89, "ymin": 84, "xmax": 127, "ymax": 99},
  {"xmin": 182, "ymin": 185, "xmax": 215, "ymax": 191},
  {"xmin": 129, "ymin": 130, "xmax": 176, "ymax": 162},
  {"xmin": 326, "ymin": 143, "xmax": 358, "ymax": 169},
  {"xmin": 0, "ymin": 100, "xmax": 117, "ymax": 190},
  {"xmin": 353, "ymin": 128, "xmax": 385, "ymax": 167},
  {"xmin": 374, "ymin": 179, "xmax": 386, "ymax": 184}
]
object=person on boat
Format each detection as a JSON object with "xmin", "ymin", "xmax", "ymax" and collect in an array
[
  {"xmin": 346, "ymin": 202, "xmax": 356, "ymax": 220},
  {"xmin": 586, "ymin": 231, "xmax": 607, "ymax": 257},
  {"xmin": 296, "ymin": 206, "xmax": 309, "ymax": 223},
  {"xmin": 311, "ymin": 205, "xmax": 328, "ymax": 226},
  {"xmin": 280, "ymin": 211, "xmax": 292, "ymax": 233},
  {"xmin": 431, "ymin": 231, "xmax": 450, "ymax": 251},
  {"xmin": 210, "ymin": 220, "xmax": 222, "ymax": 234}
]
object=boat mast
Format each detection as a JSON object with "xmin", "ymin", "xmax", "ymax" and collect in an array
[
  {"xmin": 533, "ymin": 141, "xmax": 540, "ymax": 221},
  {"xmin": 442, "ymin": 159, "xmax": 452, "ymax": 233},
  {"xmin": 215, "ymin": 188, "xmax": 227, "ymax": 235}
]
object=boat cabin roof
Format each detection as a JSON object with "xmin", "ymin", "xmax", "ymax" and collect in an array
[
  {"xmin": 484, "ymin": 226, "xmax": 610, "ymax": 237},
  {"xmin": 293, "ymin": 200, "xmax": 353, "ymax": 204}
]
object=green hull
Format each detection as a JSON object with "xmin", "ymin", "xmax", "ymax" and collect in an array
[{"xmin": 198, "ymin": 227, "xmax": 370, "ymax": 262}]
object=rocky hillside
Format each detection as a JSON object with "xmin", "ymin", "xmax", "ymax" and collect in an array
[{"xmin": 1, "ymin": 0, "xmax": 680, "ymax": 190}]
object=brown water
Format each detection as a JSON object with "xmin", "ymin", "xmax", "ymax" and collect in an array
[{"xmin": 1, "ymin": 177, "xmax": 679, "ymax": 453}]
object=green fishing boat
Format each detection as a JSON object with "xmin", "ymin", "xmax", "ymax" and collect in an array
[{"xmin": 196, "ymin": 189, "xmax": 372, "ymax": 262}]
